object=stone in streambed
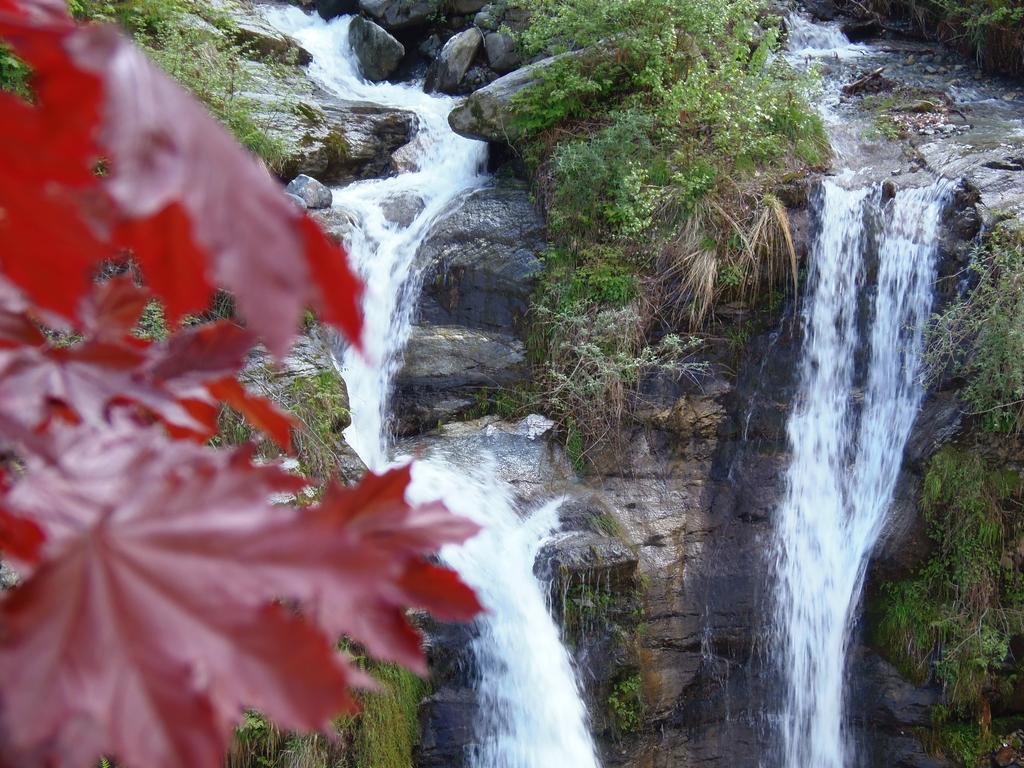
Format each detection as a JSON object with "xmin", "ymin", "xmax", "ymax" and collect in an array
[
  {"xmin": 380, "ymin": 191, "xmax": 425, "ymax": 227},
  {"xmin": 316, "ymin": 0, "xmax": 359, "ymax": 20},
  {"xmin": 349, "ymin": 16, "xmax": 405, "ymax": 82},
  {"xmin": 426, "ymin": 27, "xmax": 483, "ymax": 94},
  {"xmin": 484, "ymin": 31, "xmax": 520, "ymax": 73},
  {"xmin": 285, "ymin": 174, "xmax": 333, "ymax": 208},
  {"xmin": 359, "ymin": 0, "xmax": 441, "ymax": 30},
  {"xmin": 389, "ymin": 139, "xmax": 420, "ymax": 173},
  {"xmin": 310, "ymin": 206, "xmax": 360, "ymax": 243}
]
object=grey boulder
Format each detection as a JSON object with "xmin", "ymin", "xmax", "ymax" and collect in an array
[
  {"xmin": 448, "ymin": 0, "xmax": 487, "ymax": 12},
  {"xmin": 349, "ymin": 16, "xmax": 405, "ymax": 81},
  {"xmin": 359, "ymin": 0, "xmax": 441, "ymax": 30},
  {"xmin": 448, "ymin": 56, "xmax": 554, "ymax": 142},
  {"xmin": 426, "ymin": 27, "xmax": 483, "ymax": 94},
  {"xmin": 381, "ymin": 192, "xmax": 426, "ymax": 227},
  {"xmin": 483, "ymin": 31, "xmax": 520, "ymax": 73},
  {"xmin": 221, "ymin": 7, "xmax": 312, "ymax": 64},
  {"xmin": 316, "ymin": 0, "xmax": 359, "ymax": 19},
  {"xmin": 242, "ymin": 61, "xmax": 417, "ymax": 183},
  {"xmin": 310, "ymin": 206, "xmax": 360, "ymax": 243},
  {"xmin": 285, "ymin": 174, "xmax": 333, "ymax": 209},
  {"xmin": 416, "ymin": 182, "xmax": 545, "ymax": 336}
]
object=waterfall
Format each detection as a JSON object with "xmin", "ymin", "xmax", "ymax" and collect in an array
[
  {"xmin": 774, "ymin": 180, "xmax": 949, "ymax": 767},
  {"xmin": 409, "ymin": 460, "xmax": 601, "ymax": 768},
  {"xmin": 261, "ymin": 10, "xmax": 489, "ymax": 468},
  {"xmin": 263, "ymin": 9, "xmax": 600, "ymax": 767},
  {"xmin": 774, "ymin": 17, "xmax": 953, "ymax": 767},
  {"xmin": 784, "ymin": 14, "xmax": 853, "ymax": 54}
]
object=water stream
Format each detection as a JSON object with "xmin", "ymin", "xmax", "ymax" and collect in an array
[
  {"xmin": 775, "ymin": 19, "xmax": 951, "ymax": 768},
  {"xmin": 263, "ymin": 9, "xmax": 600, "ymax": 767}
]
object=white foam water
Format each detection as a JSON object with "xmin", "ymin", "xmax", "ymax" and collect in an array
[
  {"xmin": 262, "ymin": 9, "xmax": 600, "ymax": 767},
  {"xmin": 409, "ymin": 459, "xmax": 601, "ymax": 768},
  {"xmin": 263, "ymin": 9, "xmax": 489, "ymax": 468},
  {"xmin": 785, "ymin": 13, "xmax": 859, "ymax": 57},
  {"xmin": 773, "ymin": 177, "xmax": 950, "ymax": 768}
]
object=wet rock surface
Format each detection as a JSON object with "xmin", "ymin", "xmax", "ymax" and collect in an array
[
  {"xmin": 349, "ymin": 15, "xmax": 405, "ymax": 81},
  {"xmin": 416, "ymin": 181, "xmax": 545, "ymax": 336},
  {"xmin": 244, "ymin": 63, "xmax": 417, "ymax": 182},
  {"xmin": 392, "ymin": 325, "xmax": 529, "ymax": 433}
]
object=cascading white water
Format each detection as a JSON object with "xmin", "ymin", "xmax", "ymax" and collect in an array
[
  {"xmin": 784, "ymin": 13, "xmax": 853, "ymax": 55},
  {"xmin": 263, "ymin": 9, "xmax": 489, "ymax": 468},
  {"xmin": 773, "ymin": 19, "xmax": 953, "ymax": 765},
  {"xmin": 409, "ymin": 458, "xmax": 601, "ymax": 768},
  {"xmin": 263, "ymin": 9, "xmax": 600, "ymax": 767},
  {"xmin": 773, "ymin": 171, "xmax": 950, "ymax": 764}
]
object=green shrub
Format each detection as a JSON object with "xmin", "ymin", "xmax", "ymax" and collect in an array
[
  {"xmin": 607, "ymin": 673, "xmax": 645, "ymax": 736},
  {"xmin": 141, "ymin": 23, "xmax": 288, "ymax": 172},
  {"xmin": 353, "ymin": 664, "xmax": 427, "ymax": 768},
  {"xmin": 874, "ymin": 447, "xmax": 1024, "ymax": 738},
  {"xmin": 0, "ymin": 46, "xmax": 29, "ymax": 96},
  {"xmin": 511, "ymin": 0, "xmax": 823, "ymax": 463},
  {"xmin": 70, "ymin": 0, "xmax": 189, "ymax": 32},
  {"xmin": 282, "ymin": 368, "xmax": 352, "ymax": 479},
  {"xmin": 927, "ymin": 224, "xmax": 1024, "ymax": 433},
  {"xmin": 546, "ymin": 111, "xmax": 659, "ymax": 242},
  {"xmin": 228, "ymin": 662, "xmax": 427, "ymax": 768},
  {"xmin": 533, "ymin": 300, "xmax": 706, "ymax": 465},
  {"xmin": 69, "ymin": 0, "xmax": 287, "ymax": 171}
]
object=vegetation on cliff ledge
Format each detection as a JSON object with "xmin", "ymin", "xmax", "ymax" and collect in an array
[
  {"xmin": 874, "ymin": 224, "xmax": 1024, "ymax": 766},
  {"xmin": 928, "ymin": 223, "xmax": 1024, "ymax": 435},
  {"xmin": 506, "ymin": 0, "xmax": 826, "ymax": 464},
  {"xmin": 874, "ymin": 446, "xmax": 1024, "ymax": 761}
]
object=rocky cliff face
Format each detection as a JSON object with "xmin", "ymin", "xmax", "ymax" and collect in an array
[{"xmin": 404, "ymin": 106, "xmax": 1017, "ymax": 768}]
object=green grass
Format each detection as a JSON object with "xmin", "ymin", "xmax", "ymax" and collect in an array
[
  {"xmin": 0, "ymin": 45, "xmax": 30, "ymax": 96},
  {"xmin": 228, "ymin": 662, "xmax": 427, "ymax": 768},
  {"xmin": 353, "ymin": 664, "xmax": 427, "ymax": 768},
  {"xmin": 926, "ymin": 224, "xmax": 1024, "ymax": 434},
  {"xmin": 66, "ymin": 0, "xmax": 288, "ymax": 171},
  {"xmin": 283, "ymin": 368, "xmax": 352, "ymax": 480},
  {"xmin": 211, "ymin": 355, "xmax": 351, "ymax": 482},
  {"xmin": 872, "ymin": 447, "xmax": 1024, "ymax": 746},
  {"xmin": 921, "ymin": 710, "xmax": 1024, "ymax": 767}
]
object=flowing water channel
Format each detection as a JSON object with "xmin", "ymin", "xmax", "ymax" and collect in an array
[
  {"xmin": 263, "ymin": 9, "xmax": 600, "ymax": 767},
  {"xmin": 775, "ymin": 20, "xmax": 951, "ymax": 768}
]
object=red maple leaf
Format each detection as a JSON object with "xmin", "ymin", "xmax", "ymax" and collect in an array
[
  {"xmin": 0, "ymin": 426, "xmax": 480, "ymax": 768},
  {"xmin": 0, "ymin": 278, "xmax": 295, "ymax": 448},
  {"xmin": 0, "ymin": 0, "xmax": 364, "ymax": 356}
]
